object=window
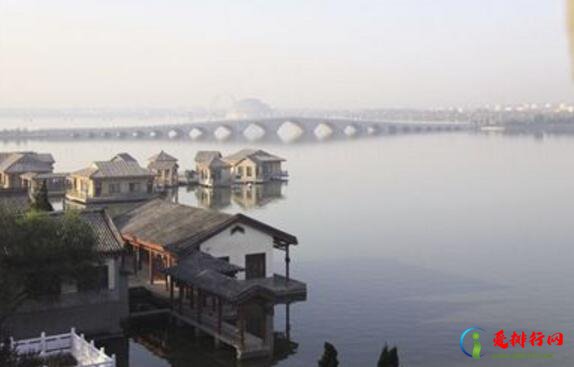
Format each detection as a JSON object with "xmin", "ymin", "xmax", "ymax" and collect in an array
[
  {"xmin": 238, "ymin": 167, "xmax": 244, "ymax": 176},
  {"xmin": 218, "ymin": 256, "xmax": 230, "ymax": 263},
  {"xmin": 78, "ymin": 265, "xmax": 109, "ymax": 292},
  {"xmin": 129, "ymin": 182, "xmax": 140, "ymax": 192},
  {"xmin": 246, "ymin": 167, "xmax": 252, "ymax": 177},
  {"xmin": 109, "ymin": 183, "xmax": 121, "ymax": 194},
  {"xmin": 95, "ymin": 182, "xmax": 102, "ymax": 197}
]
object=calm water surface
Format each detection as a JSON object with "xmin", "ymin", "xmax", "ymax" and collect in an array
[{"xmin": 3, "ymin": 133, "xmax": 574, "ymax": 366}]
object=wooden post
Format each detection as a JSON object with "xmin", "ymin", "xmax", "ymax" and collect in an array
[
  {"xmin": 133, "ymin": 245, "xmax": 139, "ymax": 275},
  {"xmin": 261, "ymin": 303, "xmax": 267, "ymax": 345},
  {"xmin": 285, "ymin": 245, "xmax": 290, "ymax": 283},
  {"xmin": 169, "ymin": 277, "xmax": 174, "ymax": 309},
  {"xmin": 148, "ymin": 249, "xmax": 154, "ymax": 285},
  {"xmin": 239, "ymin": 306, "xmax": 245, "ymax": 348},
  {"xmin": 178, "ymin": 281, "xmax": 184, "ymax": 314},
  {"xmin": 197, "ymin": 289, "xmax": 202, "ymax": 323},
  {"xmin": 190, "ymin": 286, "xmax": 194, "ymax": 309},
  {"xmin": 164, "ymin": 257, "xmax": 169, "ymax": 291},
  {"xmin": 217, "ymin": 297, "xmax": 223, "ymax": 335}
]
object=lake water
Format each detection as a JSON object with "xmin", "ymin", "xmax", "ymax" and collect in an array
[{"xmin": 3, "ymin": 132, "xmax": 574, "ymax": 366}]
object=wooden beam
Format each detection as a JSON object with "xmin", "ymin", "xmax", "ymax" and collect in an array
[
  {"xmin": 197, "ymin": 290, "xmax": 202, "ymax": 323},
  {"xmin": 239, "ymin": 305, "xmax": 245, "ymax": 348},
  {"xmin": 178, "ymin": 281, "xmax": 184, "ymax": 314},
  {"xmin": 285, "ymin": 245, "xmax": 291, "ymax": 282},
  {"xmin": 217, "ymin": 298, "xmax": 222, "ymax": 335},
  {"xmin": 190, "ymin": 286, "xmax": 194, "ymax": 309},
  {"xmin": 148, "ymin": 249, "xmax": 154, "ymax": 285},
  {"xmin": 169, "ymin": 277, "xmax": 174, "ymax": 309}
]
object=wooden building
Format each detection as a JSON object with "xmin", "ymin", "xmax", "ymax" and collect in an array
[
  {"xmin": 20, "ymin": 172, "xmax": 69, "ymax": 196},
  {"xmin": 194, "ymin": 151, "xmax": 233, "ymax": 187},
  {"xmin": 114, "ymin": 199, "xmax": 306, "ymax": 359},
  {"xmin": 223, "ymin": 149, "xmax": 287, "ymax": 184},
  {"xmin": 66, "ymin": 159, "xmax": 154, "ymax": 204},
  {"xmin": 148, "ymin": 151, "xmax": 179, "ymax": 189},
  {"xmin": 0, "ymin": 152, "xmax": 55, "ymax": 189}
]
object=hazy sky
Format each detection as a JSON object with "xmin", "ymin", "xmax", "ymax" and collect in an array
[{"xmin": 0, "ymin": 0, "xmax": 573, "ymax": 109}]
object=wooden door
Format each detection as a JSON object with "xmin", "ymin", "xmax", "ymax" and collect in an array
[{"xmin": 245, "ymin": 253, "xmax": 266, "ymax": 279}]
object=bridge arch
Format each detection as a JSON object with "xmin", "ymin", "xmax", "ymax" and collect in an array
[
  {"xmin": 313, "ymin": 122, "xmax": 335, "ymax": 141},
  {"xmin": 277, "ymin": 120, "xmax": 305, "ymax": 143},
  {"xmin": 243, "ymin": 123, "xmax": 266, "ymax": 141},
  {"xmin": 188, "ymin": 127, "xmax": 204, "ymax": 140},
  {"xmin": 214, "ymin": 125, "xmax": 233, "ymax": 141}
]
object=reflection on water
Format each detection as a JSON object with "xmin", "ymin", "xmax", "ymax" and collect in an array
[
  {"xmin": 186, "ymin": 182, "xmax": 286, "ymax": 210},
  {"xmin": 98, "ymin": 315, "xmax": 299, "ymax": 367}
]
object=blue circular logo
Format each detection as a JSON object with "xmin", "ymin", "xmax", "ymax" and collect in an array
[{"xmin": 460, "ymin": 327, "xmax": 486, "ymax": 359}]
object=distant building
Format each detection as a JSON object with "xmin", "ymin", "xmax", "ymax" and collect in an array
[
  {"xmin": 223, "ymin": 149, "xmax": 286, "ymax": 183},
  {"xmin": 20, "ymin": 172, "xmax": 69, "ymax": 196},
  {"xmin": 66, "ymin": 159, "xmax": 154, "ymax": 204},
  {"xmin": 0, "ymin": 152, "xmax": 55, "ymax": 189},
  {"xmin": 194, "ymin": 151, "xmax": 233, "ymax": 187},
  {"xmin": 5, "ymin": 209, "xmax": 129, "ymax": 339},
  {"xmin": 148, "ymin": 151, "xmax": 179, "ymax": 189},
  {"xmin": 111, "ymin": 153, "xmax": 138, "ymax": 163}
]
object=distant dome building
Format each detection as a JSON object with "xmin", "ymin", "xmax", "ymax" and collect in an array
[{"xmin": 225, "ymin": 98, "xmax": 273, "ymax": 120}]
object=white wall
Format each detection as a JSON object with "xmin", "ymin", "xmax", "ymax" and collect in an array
[{"xmin": 199, "ymin": 224, "xmax": 275, "ymax": 280}]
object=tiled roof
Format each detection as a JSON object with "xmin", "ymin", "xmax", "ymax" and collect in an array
[
  {"xmin": 149, "ymin": 151, "xmax": 177, "ymax": 162},
  {"xmin": 148, "ymin": 151, "xmax": 178, "ymax": 170},
  {"xmin": 195, "ymin": 151, "xmax": 230, "ymax": 168},
  {"xmin": 115, "ymin": 199, "xmax": 297, "ymax": 256},
  {"xmin": 49, "ymin": 209, "xmax": 125, "ymax": 254},
  {"xmin": 0, "ymin": 152, "xmax": 55, "ymax": 174},
  {"xmin": 111, "ymin": 153, "xmax": 138, "ymax": 163},
  {"xmin": 223, "ymin": 149, "xmax": 284, "ymax": 165},
  {"xmin": 72, "ymin": 161, "xmax": 153, "ymax": 178}
]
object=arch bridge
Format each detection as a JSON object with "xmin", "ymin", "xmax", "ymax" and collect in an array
[{"xmin": 26, "ymin": 117, "xmax": 471, "ymax": 143}]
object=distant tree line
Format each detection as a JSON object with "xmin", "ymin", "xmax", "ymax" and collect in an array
[{"xmin": 318, "ymin": 342, "xmax": 399, "ymax": 367}]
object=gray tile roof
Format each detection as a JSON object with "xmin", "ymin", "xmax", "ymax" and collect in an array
[
  {"xmin": 0, "ymin": 152, "xmax": 55, "ymax": 174},
  {"xmin": 169, "ymin": 251, "xmax": 243, "ymax": 275},
  {"xmin": 49, "ymin": 209, "xmax": 125, "ymax": 254},
  {"xmin": 148, "ymin": 151, "xmax": 178, "ymax": 170},
  {"xmin": 223, "ymin": 149, "xmax": 284, "ymax": 165},
  {"xmin": 149, "ymin": 151, "xmax": 177, "ymax": 162},
  {"xmin": 111, "ymin": 153, "xmax": 138, "ymax": 163},
  {"xmin": 72, "ymin": 161, "xmax": 153, "ymax": 179},
  {"xmin": 195, "ymin": 151, "xmax": 230, "ymax": 168},
  {"xmin": 114, "ymin": 199, "xmax": 297, "ymax": 256}
]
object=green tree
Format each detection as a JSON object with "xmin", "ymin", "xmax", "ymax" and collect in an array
[
  {"xmin": 0, "ymin": 207, "xmax": 99, "ymax": 328},
  {"xmin": 29, "ymin": 180, "xmax": 53, "ymax": 212},
  {"xmin": 378, "ymin": 344, "xmax": 399, "ymax": 367},
  {"xmin": 318, "ymin": 342, "xmax": 339, "ymax": 367}
]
